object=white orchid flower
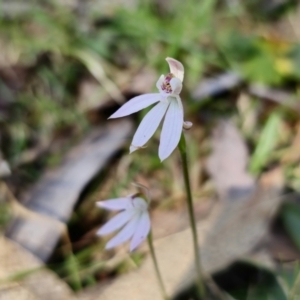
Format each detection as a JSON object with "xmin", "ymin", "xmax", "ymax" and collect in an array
[
  {"xmin": 109, "ymin": 57, "xmax": 185, "ymax": 161},
  {"xmin": 96, "ymin": 195, "xmax": 150, "ymax": 251}
]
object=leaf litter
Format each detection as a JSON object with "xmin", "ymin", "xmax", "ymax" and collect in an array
[{"xmin": 76, "ymin": 121, "xmax": 285, "ymax": 299}]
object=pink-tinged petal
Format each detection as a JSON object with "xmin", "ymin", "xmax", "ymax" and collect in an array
[
  {"xmin": 97, "ymin": 210, "xmax": 135, "ymax": 236},
  {"xmin": 96, "ymin": 197, "xmax": 133, "ymax": 211},
  {"xmin": 108, "ymin": 94, "xmax": 161, "ymax": 119},
  {"xmin": 159, "ymin": 98, "xmax": 184, "ymax": 161},
  {"xmin": 105, "ymin": 216, "xmax": 139, "ymax": 249},
  {"xmin": 130, "ymin": 212, "xmax": 151, "ymax": 251},
  {"xmin": 130, "ymin": 100, "xmax": 169, "ymax": 153},
  {"xmin": 170, "ymin": 77, "xmax": 182, "ymax": 95},
  {"xmin": 166, "ymin": 57, "xmax": 184, "ymax": 82}
]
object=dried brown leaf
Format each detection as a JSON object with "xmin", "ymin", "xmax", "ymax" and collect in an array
[
  {"xmin": 206, "ymin": 120, "xmax": 255, "ymax": 198},
  {"xmin": 7, "ymin": 119, "xmax": 133, "ymax": 261},
  {"xmin": 0, "ymin": 235, "xmax": 75, "ymax": 300}
]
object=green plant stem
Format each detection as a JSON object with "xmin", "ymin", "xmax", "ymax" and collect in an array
[
  {"xmin": 178, "ymin": 133, "xmax": 205, "ymax": 298},
  {"xmin": 147, "ymin": 232, "xmax": 169, "ymax": 300}
]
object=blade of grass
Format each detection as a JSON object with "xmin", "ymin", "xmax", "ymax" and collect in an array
[{"xmin": 249, "ymin": 111, "xmax": 282, "ymax": 175}]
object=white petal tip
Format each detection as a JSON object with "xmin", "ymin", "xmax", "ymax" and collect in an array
[
  {"xmin": 129, "ymin": 241, "xmax": 141, "ymax": 252},
  {"xmin": 108, "ymin": 113, "xmax": 119, "ymax": 119},
  {"xmin": 105, "ymin": 244, "xmax": 113, "ymax": 250},
  {"xmin": 105, "ymin": 239, "xmax": 118, "ymax": 250},
  {"xmin": 129, "ymin": 145, "xmax": 138, "ymax": 153},
  {"xmin": 159, "ymin": 141, "xmax": 178, "ymax": 161},
  {"xmin": 129, "ymin": 234, "xmax": 148, "ymax": 252},
  {"xmin": 96, "ymin": 229, "xmax": 105, "ymax": 236},
  {"xmin": 159, "ymin": 155, "xmax": 167, "ymax": 162},
  {"xmin": 96, "ymin": 201, "xmax": 103, "ymax": 207},
  {"xmin": 129, "ymin": 246, "xmax": 136, "ymax": 252},
  {"xmin": 160, "ymin": 147, "xmax": 177, "ymax": 161}
]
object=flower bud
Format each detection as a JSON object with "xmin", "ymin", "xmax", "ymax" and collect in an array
[{"xmin": 183, "ymin": 121, "xmax": 193, "ymax": 130}]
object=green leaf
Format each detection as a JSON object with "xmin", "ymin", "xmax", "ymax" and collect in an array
[
  {"xmin": 249, "ymin": 112, "xmax": 282, "ymax": 175},
  {"xmin": 242, "ymin": 54, "xmax": 282, "ymax": 84},
  {"xmin": 214, "ymin": 261, "xmax": 287, "ymax": 300},
  {"xmin": 246, "ymin": 272, "xmax": 287, "ymax": 300},
  {"xmin": 281, "ymin": 202, "xmax": 300, "ymax": 250}
]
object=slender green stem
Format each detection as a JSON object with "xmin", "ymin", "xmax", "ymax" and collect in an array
[
  {"xmin": 147, "ymin": 232, "xmax": 169, "ymax": 300},
  {"xmin": 178, "ymin": 133, "xmax": 205, "ymax": 298}
]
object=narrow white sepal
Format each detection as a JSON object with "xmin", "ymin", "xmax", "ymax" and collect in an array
[
  {"xmin": 108, "ymin": 93, "xmax": 161, "ymax": 119},
  {"xmin": 129, "ymin": 144, "xmax": 139, "ymax": 153},
  {"xmin": 159, "ymin": 98, "xmax": 184, "ymax": 161},
  {"xmin": 105, "ymin": 216, "xmax": 139, "ymax": 249},
  {"xmin": 130, "ymin": 100, "xmax": 169, "ymax": 152},
  {"xmin": 97, "ymin": 210, "xmax": 135, "ymax": 236},
  {"xmin": 96, "ymin": 198, "xmax": 132, "ymax": 211},
  {"xmin": 130, "ymin": 212, "xmax": 151, "ymax": 252}
]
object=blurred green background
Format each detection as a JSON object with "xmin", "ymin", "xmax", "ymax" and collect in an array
[{"xmin": 2, "ymin": 0, "xmax": 300, "ymax": 299}]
